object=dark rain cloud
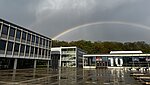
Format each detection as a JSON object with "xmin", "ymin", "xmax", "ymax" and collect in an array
[{"xmin": 0, "ymin": 0, "xmax": 150, "ymax": 42}]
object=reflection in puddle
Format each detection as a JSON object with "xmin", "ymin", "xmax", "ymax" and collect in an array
[{"xmin": 0, "ymin": 68, "xmax": 142, "ymax": 85}]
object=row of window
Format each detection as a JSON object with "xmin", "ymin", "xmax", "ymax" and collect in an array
[
  {"xmin": 62, "ymin": 48, "xmax": 76, "ymax": 51},
  {"xmin": 0, "ymin": 40, "xmax": 50, "ymax": 58},
  {"xmin": 0, "ymin": 23, "xmax": 51, "ymax": 48}
]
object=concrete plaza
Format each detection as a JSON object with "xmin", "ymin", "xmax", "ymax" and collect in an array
[{"xmin": 0, "ymin": 68, "xmax": 141, "ymax": 85}]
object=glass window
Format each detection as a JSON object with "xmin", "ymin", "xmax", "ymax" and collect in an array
[
  {"xmin": 0, "ymin": 23, "xmax": 1, "ymax": 31},
  {"xmin": 32, "ymin": 35, "xmax": 35, "ymax": 43},
  {"xmin": 20, "ymin": 44, "xmax": 25, "ymax": 53},
  {"xmin": 35, "ymin": 47, "xmax": 38, "ymax": 54},
  {"xmin": 9, "ymin": 27, "xmax": 15, "ymax": 37},
  {"xmin": 40, "ymin": 38, "xmax": 42, "ymax": 45},
  {"xmin": 14, "ymin": 43, "xmax": 20, "ymax": 52},
  {"xmin": 49, "ymin": 50, "xmax": 51, "ymax": 56},
  {"xmin": 43, "ymin": 39, "xmax": 45, "ymax": 46},
  {"xmin": 26, "ymin": 45, "xmax": 30, "ymax": 53},
  {"xmin": 16, "ymin": 29, "xmax": 21, "ymax": 39},
  {"xmin": 36, "ymin": 36, "xmax": 39, "ymax": 44},
  {"xmin": 45, "ymin": 49, "xmax": 47, "ymax": 56},
  {"xmin": 27, "ymin": 33, "xmax": 31, "ymax": 41},
  {"xmin": 2, "ymin": 25, "xmax": 9, "ymax": 35},
  {"xmin": 7, "ymin": 41, "xmax": 13, "ymax": 51},
  {"xmin": 22, "ymin": 31, "xmax": 26, "ymax": 40},
  {"xmin": 49, "ymin": 41, "xmax": 51, "ymax": 48},
  {"xmin": 39, "ymin": 48, "xmax": 41, "ymax": 55},
  {"xmin": 0, "ymin": 40, "xmax": 6, "ymax": 50},
  {"xmin": 42, "ymin": 49, "xmax": 45, "ymax": 56},
  {"xmin": 46, "ymin": 40, "xmax": 48, "ymax": 46},
  {"xmin": 31, "ymin": 46, "xmax": 34, "ymax": 54}
]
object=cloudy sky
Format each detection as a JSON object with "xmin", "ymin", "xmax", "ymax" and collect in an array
[{"xmin": 1, "ymin": 0, "xmax": 150, "ymax": 42}]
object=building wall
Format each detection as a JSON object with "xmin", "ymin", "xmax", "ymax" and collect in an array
[
  {"xmin": 0, "ymin": 19, "xmax": 52, "ymax": 60},
  {"xmin": 77, "ymin": 48, "xmax": 86, "ymax": 67},
  {"xmin": 61, "ymin": 47, "xmax": 77, "ymax": 67},
  {"xmin": 83, "ymin": 54, "xmax": 150, "ymax": 68},
  {"xmin": 51, "ymin": 47, "xmax": 86, "ymax": 68}
]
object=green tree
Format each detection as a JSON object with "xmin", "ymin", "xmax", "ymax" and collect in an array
[{"xmin": 52, "ymin": 40, "xmax": 150, "ymax": 54}]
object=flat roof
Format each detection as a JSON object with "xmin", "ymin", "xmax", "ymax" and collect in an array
[
  {"xmin": 83, "ymin": 54, "xmax": 150, "ymax": 57},
  {"xmin": 51, "ymin": 46, "xmax": 77, "ymax": 49},
  {"xmin": 51, "ymin": 46, "xmax": 86, "ymax": 53},
  {"xmin": 110, "ymin": 51, "xmax": 143, "ymax": 54},
  {"xmin": 0, "ymin": 18, "xmax": 51, "ymax": 40}
]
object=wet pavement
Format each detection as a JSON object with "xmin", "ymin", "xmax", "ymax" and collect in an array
[{"xmin": 0, "ymin": 68, "xmax": 141, "ymax": 85}]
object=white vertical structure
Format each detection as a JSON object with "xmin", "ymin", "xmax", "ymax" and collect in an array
[
  {"xmin": 51, "ymin": 47, "xmax": 86, "ymax": 67},
  {"xmin": 13, "ymin": 58, "xmax": 18, "ymax": 69},
  {"xmin": 0, "ymin": 18, "xmax": 52, "ymax": 69}
]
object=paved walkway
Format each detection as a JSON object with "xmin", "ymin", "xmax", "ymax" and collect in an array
[{"xmin": 0, "ymin": 68, "xmax": 141, "ymax": 85}]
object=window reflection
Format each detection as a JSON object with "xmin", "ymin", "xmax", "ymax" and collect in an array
[
  {"xmin": 14, "ymin": 43, "xmax": 20, "ymax": 55},
  {"xmin": 27, "ymin": 33, "xmax": 31, "ymax": 43},
  {"xmin": 32, "ymin": 35, "xmax": 35, "ymax": 43},
  {"xmin": 16, "ymin": 30, "xmax": 21, "ymax": 39},
  {"xmin": 7, "ymin": 41, "xmax": 13, "ymax": 51},
  {"xmin": 0, "ymin": 40, "xmax": 6, "ymax": 54},
  {"xmin": 9, "ymin": 27, "xmax": 15, "ymax": 37},
  {"xmin": 7, "ymin": 41, "xmax": 13, "ymax": 55},
  {"xmin": 36, "ymin": 36, "xmax": 39, "ymax": 44},
  {"xmin": 2, "ymin": 25, "xmax": 8, "ymax": 35},
  {"xmin": 22, "ymin": 32, "xmax": 26, "ymax": 40},
  {"xmin": 25, "ymin": 45, "xmax": 30, "ymax": 56},
  {"xmin": 39, "ymin": 48, "xmax": 41, "ymax": 57}
]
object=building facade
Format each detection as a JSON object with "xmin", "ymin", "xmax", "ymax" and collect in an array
[
  {"xmin": 51, "ymin": 47, "xmax": 86, "ymax": 68},
  {"xmin": 83, "ymin": 51, "xmax": 150, "ymax": 69},
  {"xmin": 0, "ymin": 19, "xmax": 52, "ymax": 69}
]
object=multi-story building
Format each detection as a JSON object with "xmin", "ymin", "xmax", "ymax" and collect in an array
[
  {"xmin": 0, "ymin": 19, "xmax": 52, "ymax": 69},
  {"xmin": 51, "ymin": 47, "xmax": 86, "ymax": 68}
]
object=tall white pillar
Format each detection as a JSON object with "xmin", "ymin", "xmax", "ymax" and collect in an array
[
  {"xmin": 13, "ymin": 58, "xmax": 18, "ymax": 70},
  {"xmin": 34, "ymin": 60, "xmax": 37, "ymax": 69},
  {"xmin": 83, "ymin": 56, "xmax": 84, "ymax": 68},
  {"xmin": 59, "ymin": 55, "xmax": 61, "ymax": 67},
  {"xmin": 47, "ymin": 60, "xmax": 50, "ymax": 68}
]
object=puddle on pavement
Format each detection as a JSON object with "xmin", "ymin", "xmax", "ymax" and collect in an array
[{"xmin": 0, "ymin": 68, "xmax": 143, "ymax": 85}]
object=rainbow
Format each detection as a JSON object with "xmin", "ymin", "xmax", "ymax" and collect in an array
[{"xmin": 53, "ymin": 21, "xmax": 150, "ymax": 40}]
